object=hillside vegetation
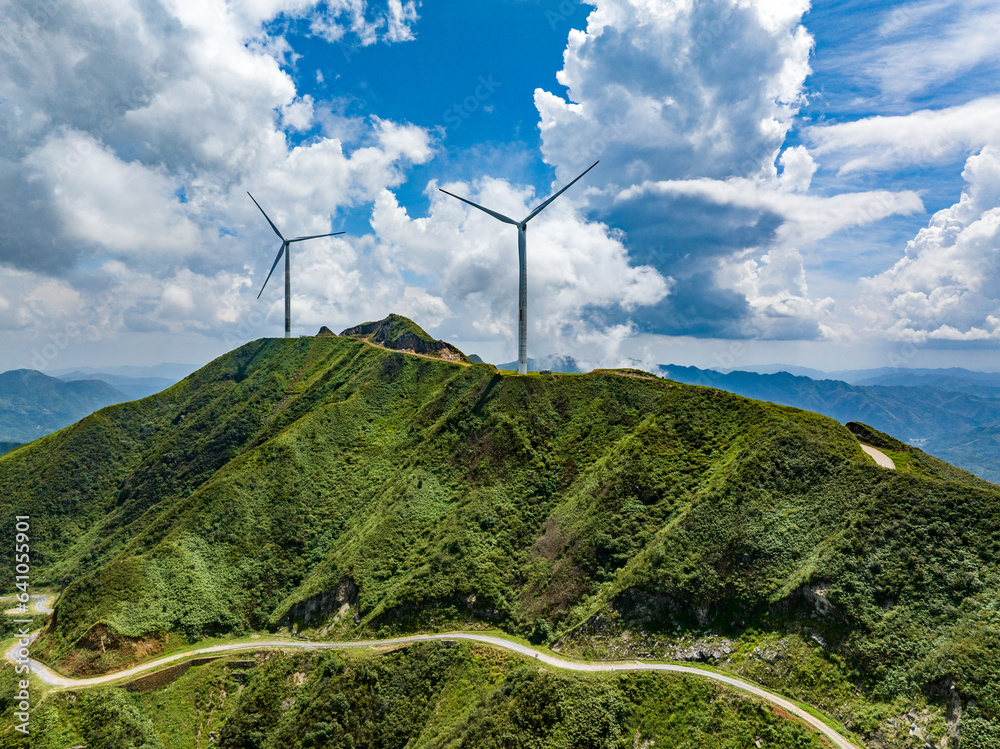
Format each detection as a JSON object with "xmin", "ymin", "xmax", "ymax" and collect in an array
[
  {"xmin": 662, "ymin": 363, "xmax": 1000, "ymax": 483},
  {"xmin": 2, "ymin": 319, "xmax": 999, "ymax": 747}
]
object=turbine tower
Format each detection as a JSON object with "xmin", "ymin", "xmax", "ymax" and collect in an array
[
  {"xmin": 248, "ymin": 192, "xmax": 345, "ymax": 338},
  {"xmin": 440, "ymin": 161, "xmax": 599, "ymax": 375}
]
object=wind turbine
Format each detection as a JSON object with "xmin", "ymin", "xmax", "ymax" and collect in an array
[
  {"xmin": 440, "ymin": 161, "xmax": 599, "ymax": 375},
  {"xmin": 248, "ymin": 192, "xmax": 344, "ymax": 338}
]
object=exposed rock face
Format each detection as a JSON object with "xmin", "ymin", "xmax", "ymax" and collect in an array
[
  {"xmin": 801, "ymin": 582, "xmax": 839, "ymax": 618},
  {"xmin": 279, "ymin": 577, "xmax": 359, "ymax": 630},
  {"xmin": 339, "ymin": 313, "xmax": 470, "ymax": 363}
]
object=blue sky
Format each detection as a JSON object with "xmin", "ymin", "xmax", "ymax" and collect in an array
[{"xmin": 1, "ymin": 0, "xmax": 999, "ymax": 374}]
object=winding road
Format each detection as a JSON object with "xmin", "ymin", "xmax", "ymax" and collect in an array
[{"xmin": 3, "ymin": 594, "xmax": 860, "ymax": 749}]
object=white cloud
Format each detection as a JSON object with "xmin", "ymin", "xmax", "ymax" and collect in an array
[
  {"xmin": 367, "ymin": 180, "xmax": 671, "ymax": 350},
  {"xmin": 858, "ymin": 147, "xmax": 1000, "ymax": 342},
  {"xmin": 718, "ymin": 247, "xmax": 836, "ymax": 340},
  {"xmin": 866, "ymin": 0, "xmax": 1000, "ymax": 100},
  {"xmin": 527, "ymin": 0, "xmax": 875, "ymax": 342},
  {"xmin": 613, "ymin": 177, "xmax": 923, "ymax": 255},
  {"xmin": 385, "ymin": 0, "xmax": 419, "ymax": 43},
  {"xmin": 534, "ymin": 0, "xmax": 813, "ymax": 186},
  {"xmin": 778, "ymin": 146, "xmax": 816, "ymax": 193},
  {"xmin": 24, "ymin": 130, "xmax": 204, "ymax": 258},
  {"xmin": 281, "ymin": 95, "xmax": 316, "ymax": 132},
  {"xmin": 309, "ymin": 0, "xmax": 419, "ymax": 47},
  {"xmin": 0, "ymin": 3, "xmax": 431, "ymax": 272},
  {"xmin": 808, "ymin": 96, "xmax": 1000, "ymax": 174}
]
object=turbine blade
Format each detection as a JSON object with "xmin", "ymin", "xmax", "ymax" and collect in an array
[
  {"xmin": 523, "ymin": 160, "xmax": 600, "ymax": 224},
  {"xmin": 247, "ymin": 192, "xmax": 285, "ymax": 241},
  {"xmin": 288, "ymin": 232, "xmax": 346, "ymax": 242},
  {"xmin": 257, "ymin": 242, "xmax": 286, "ymax": 299},
  {"xmin": 439, "ymin": 189, "xmax": 519, "ymax": 225}
]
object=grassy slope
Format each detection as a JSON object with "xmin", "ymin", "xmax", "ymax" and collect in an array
[
  {"xmin": 9, "ymin": 642, "xmax": 830, "ymax": 749},
  {"xmin": 663, "ymin": 364, "xmax": 1000, "ymax": 485},
  {"xmin": 1, "ymin": 333, "xmax": 999, "ymax": 746}
]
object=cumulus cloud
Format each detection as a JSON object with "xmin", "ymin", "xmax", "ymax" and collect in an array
[
  {"xmin": 529, "ymin": 0, "xmax": 924, "ymax": 341},
  {"xmin": 534, "ymin": 0, "xmax": 813, "ymax": 186},
  {"xmin": 857, "ymin": 147, "xmax": 1000, "ymax": 342},
  {"xmin": 587, "ymin": 176, "xmax": 922, "ymax": 338},
  {"xmin": 24, "ymin": 131, "xmax": 204, "ymax": 259},
  {"xmin": 778, "ymin": 146, "xmax": 816, "ymax": 193},
  {"xmin": 0, "ymin": 0, "xmax": 435, "ymax": 355},
  {"xmin": 717, "ymin": 247, "xmax": 836, "ymax": 340},
  {"xmin": 615, "ymin": 179, "xmax": 924, "ymax": 249}
]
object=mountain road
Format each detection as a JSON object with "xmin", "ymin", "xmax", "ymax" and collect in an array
[{"xmin": 4, "ymin": 595, "xmax": 860, "ymax": 749}]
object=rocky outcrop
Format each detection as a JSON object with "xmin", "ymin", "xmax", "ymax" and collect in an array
[
  {"xmin": 278, "ymin": 577, "xmax": 359, "ymax": 631},
  {"xmin": 339, "ymin": 313, "xmax": 470, "ymax": 363}
]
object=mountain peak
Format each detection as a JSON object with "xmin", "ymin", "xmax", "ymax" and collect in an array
[{"xmin": 339, "ymin": 313, "xmax": 470, "ymax": 364}]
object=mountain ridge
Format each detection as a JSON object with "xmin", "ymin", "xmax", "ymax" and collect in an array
[
  {"xmin": 661, "ymin": 362, "xmax": 1000, "ymax": 483},
  {"xmin": 2, "ymin": 318, "xmax": 999, "ymax": 747}
]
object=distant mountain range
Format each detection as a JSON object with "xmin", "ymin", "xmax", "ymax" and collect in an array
[
  {"xmin": 49, "ymin": 362, "xmax": 198, "ymax": 380},
  {"xmin": 54, "ymin": 371, "xmax": 180, "ymax": 400},
  {"xmin": 0, "ymin": 369, "xmax": 128, "ymax": 443},
  {"xmin": 493, "ymin": 354, "xmax": 584, "ymax": 373},
  {"xmin": 724, "ymin": 363, "xmax": 1000, "ymax": 387},
  {"xmin": 0, "ymin": 363, "xmax": 195, "ymax": 445}
]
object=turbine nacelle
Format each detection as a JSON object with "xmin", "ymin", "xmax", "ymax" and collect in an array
[{"xmin": 439, "ymin": 160, "xmax": 599, "ymax": 230}]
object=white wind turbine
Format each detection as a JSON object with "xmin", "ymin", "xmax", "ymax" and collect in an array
[
  {"xmin": 248, "ymin": 192, "xmax": 345, "ymax": 338},
  {"xmin": 440, "ymin": 161, "xmax": 599, "ymax": 374}
]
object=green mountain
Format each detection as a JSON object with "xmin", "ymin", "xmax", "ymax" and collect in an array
[
  {"xmin": 2, "ymin": 317, "xmax": 999, "ymax": 748},
  {"xmin": 0, "ymin": 368, "xmax": 129, "ymax": 443},
  {"xmin": 662, "ymin": 363, "xmax": 1000, "ymax": 483}
]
